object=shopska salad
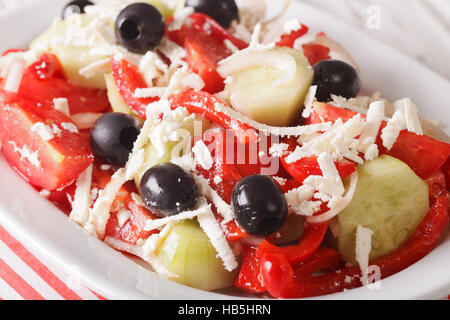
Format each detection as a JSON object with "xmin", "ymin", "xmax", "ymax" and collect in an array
[{"xmin": 0, "ymin": 0, "xmax": 449, "ymax": 299}]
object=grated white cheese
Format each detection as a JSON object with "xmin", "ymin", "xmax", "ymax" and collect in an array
[
  {"xmin": 268, "ymin": 143, "xmax": 289, "ymax": 158},
  {"xmin": 53, "ymin": 98, "xmax": 70, "ymax": 116},
  {"xmin": 307, "ymin": 171, "xmax": 359, "ymax": 223},
  {"xmin": 402, "ymin": 98, "xmax": 423, "ymax": 135},
  {"xmin": 135, "ymin": 87, "xmax": 167, "ymax": 98},
  {"xmin": 89, "ymin": 168, "xmax": 127, "ymax": 238},
  {"xmin": 283, "ymin": 19, "xmax": 302, "ymax": 34},
  {"xmin": 70, "ymin": 164, "xmax": 93, "ymax": 226},
  {"xmin": 8, "ymin": 141, "xmax": 41, "ymax": 168},
  {"xmin": 61, "ymin": 122, "xmax": 79, "ymax": 133},
  {"xmin": 116, "ymin": 208, "xmax": 131, "ymax": 228},
  {"xmin": 30, "ymin": 122, "xmax": 55, "ymax": 141},
  {"xmin": 79, "ymin": 58, "xmax": 111, "ymax": 79},
  {"xmin": 285, "ymin": 185, "xmax": 316, "ymax": 216},
  {"xmin": 223, "ymin": 39, "xmax": 239, "ymax": 53},
  {"xmin": 197, "ymin": 209, "xmax": 238, "ymax": 271},
  {"xmin": 285, "ymin": 114, "xmax": 365, "ymax": 164},
  {"xmin": 302, "ymin": 85, "xmax": 317, "ymax": 118},
  {"xmin": 355, "ymin": 225, "xmax": 373, "ymax": 286},
  {"xmin": 213, "ymin": 102, "xmax": 332, "ymax": 137},
  {"xmin": 381, "ymin": 106, "xmax": 407, "ymax": 150},
  {"xmin": 168, "ymin": 6, "xmax": 194, "ymax": 31},
  {"xmin": 358, "ymin": 101, "xmax": 385, "ymax": 160},
  {"xmin": 144, "ymin": 197, "xmax": 211, "ymax": 231},
  {"xmin": 3, "ymin": 57, "xmax": 25, "ymax": 93},
  {"xmin": 192, "ymin": 140, "xmax": 213, "ymax": 170}
]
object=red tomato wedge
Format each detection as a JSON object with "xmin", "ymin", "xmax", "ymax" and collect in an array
[
  {"xmin": 167, "ymin": 13, "xmax": 247, "ymax": 93},
  {"xmin": 0, "ymin": 91, "xmax": 93, "ymax": 190},
  {"xmin": 307, "ymin": 102, "xmax": 450, "ymax": 180},
  {"xmin": 17, "ymin": 53, "xmax": 110, "ymax": 115},
  {"xmin": 111, "ymin": 58, "xmax": 158, "ymax": 119}
]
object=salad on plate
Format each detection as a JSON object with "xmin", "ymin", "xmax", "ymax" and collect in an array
[{"xmin": 0, "ymin": 0, "xmax": 449, "ymax": 299}]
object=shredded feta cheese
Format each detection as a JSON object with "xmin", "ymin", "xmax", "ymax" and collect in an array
[
  {"xmin": 192, "ymin": 140, "xmax": 213, "ymax": 170},
  {"xmin": 8, "ymin": 141, "xmax": 41, "ymax": 168},
  {"xmin": 70, "ymin": 164, "xmax": 93, "ymax": 226},
  {"xmin": 197, "ymin": 209, "xmax": 238, "ymax": 271},
  {"xmin": 53, "ymin": 98, "xmax": 70, "ymax": 116},
  {"xmin": 355, "ymin": 225, "xmax": 374, "ymax": 286},
  {"xmin": 79, "ymin": 58, "xmax": 111, "ymax": 79},
  {"xmin": 144, "ymin": 197, "xmax": 211, "ymax": 231},
  {"xmin": 30, "ymin": 122, "xmax": 55, "ymax": 141}
]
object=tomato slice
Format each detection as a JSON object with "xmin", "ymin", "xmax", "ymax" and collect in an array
[
  {"xmin": 0, "ymin": 91, "xmax": 93, "ymax": 190},
  {"xmin": 308, "ymin": 102, "xmax": 450, "ymax": 180},
  {"xmin": 18, "ymin": 53, "xmax": 110, "ymax": 114},
  {"xmin": 167, "ymin": 13, "xmax": 247, "ymax": 93}
]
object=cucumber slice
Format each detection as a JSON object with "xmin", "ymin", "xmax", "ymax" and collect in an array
[
  {"xmin": 158, "ymin": 220, "xmax": 236, "ymax": 291},
  {"xmin": 133, "ymin": 116, "xmax": 211, "ymax": 187},
  {"xmin": 337, "ymin": 155, "xmax": 429, "ymax": 264},
  {"xmin": 104, "ymin": 73, "xmax": 135, "ymax": 115},
  {"xmin": 30, "ymin": 15, "xmax": 110, "ymax": 89},
  {"xmin": 224, "ymin": 47, "xmax": 314, "ymax": 127}
]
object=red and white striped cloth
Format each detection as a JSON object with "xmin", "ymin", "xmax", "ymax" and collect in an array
[{"xmin": 0, "ymin": 224, "xmax": 107, "ymax": 300}]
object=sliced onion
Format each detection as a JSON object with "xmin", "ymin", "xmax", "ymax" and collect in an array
[
  {"xmin": 71, "ymin": 112, "xmax": 104, "ymax": 129},
  {"xmin": 104, "ymin": 236, "xmax": 144, "ymax": 257},
  {"xmin": 310, "ymin": 34, "xmax": 360, "ymax": 73},
  {"xmin": 218, "ymin": 50, "xmax": 297, "ymax": 87},
  {"xmin": 306, "ymin": 171, "xmax": 359, "ymax": 224}
]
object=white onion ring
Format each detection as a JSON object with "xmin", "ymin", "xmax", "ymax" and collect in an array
[{"xmin": 218, "ymin": 51, "xmax": 297, "ymax": 87}]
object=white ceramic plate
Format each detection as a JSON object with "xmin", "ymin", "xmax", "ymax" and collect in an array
[{"xmin": 0, "ymin": 0, "xmax": 449, "ymax": 300}]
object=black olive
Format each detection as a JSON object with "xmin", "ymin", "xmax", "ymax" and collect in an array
[
  {"xmin": 90, "ymin": 112, "xmax": 140, "ymax": 166},
  {"xmin": 312, "ymin": 59, "xmax": 361, "ymax": 102},
  {"xmin": 140, "ymin": 163, "xmax": 198, "ymax": 217},
  {"xmin": 115, "ymin": 3, "xmax": 165, "ymax": 54},
  {"xmin": 186, "ymin": 0, "xmax": 238, "ymax": 29},
  {"xmin": 232, "ymin": 175, "xmax": 288, "ymax": 236},
  {"xmin": 62, "ymin": 0, "xmax": 94, "ymax": 19}
]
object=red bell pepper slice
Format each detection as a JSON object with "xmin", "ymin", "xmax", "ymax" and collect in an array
[
  {"xmin": 301, "ymin": 43, "xmax": 331, "ymax": 66},
  {"xmin": 169, "ymin": 89, "xmax": 258, "ymax": 144},
  {"xmin": 425, "ymin": 170, "xmax": 447, "ymax": 202},
  {"xmin": 234, "ymin": 245, "xmax": 266, "ymax": 294},
  {"xmin": 308, "ymin": 102, "xmax": 450, "ymax": 180},
  {"xmin": 16, "ymin": 53, "xmax": 110, "ymax": 115},
  {"xmin": 167, "ymin": 13, "xmax": 247, "ymax": 93},
  {"xmin": 256, "ymin": 220, "xmax": 329, "ymax": 265},
  {"xmin": 260, "ymin": 194, "xmax": 449, "ymax": 298},
  {"xmin": 276, "ymin": 24, "xmax": 309, "ymax": 48},
  {"xmin": 195, "ymin": 130, "xmax": 248, "ymax": 241},
  {"xmin": 111, "ymin": 58, "xmax": 158, "ymax": 119},
  {"xmin": 293, "ymin": 248, "xmax": 343, "ymax": 278},
  {"xmin": 280, "ymin": 137, "xmax": 356, "ymax": 184}
]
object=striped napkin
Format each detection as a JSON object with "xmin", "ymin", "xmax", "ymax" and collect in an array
[{"xmin": 0, "ymin": 224, "xmax": 106, "ymax": 300}]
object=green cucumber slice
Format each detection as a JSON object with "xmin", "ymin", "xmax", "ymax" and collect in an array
[
  {"xmin": 158, "ymin": 220, "xmax": 236, "ymax": 291},
  {"xmin": 337, "ymin": 155, "xmax": 429, "ymax": 264}
]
